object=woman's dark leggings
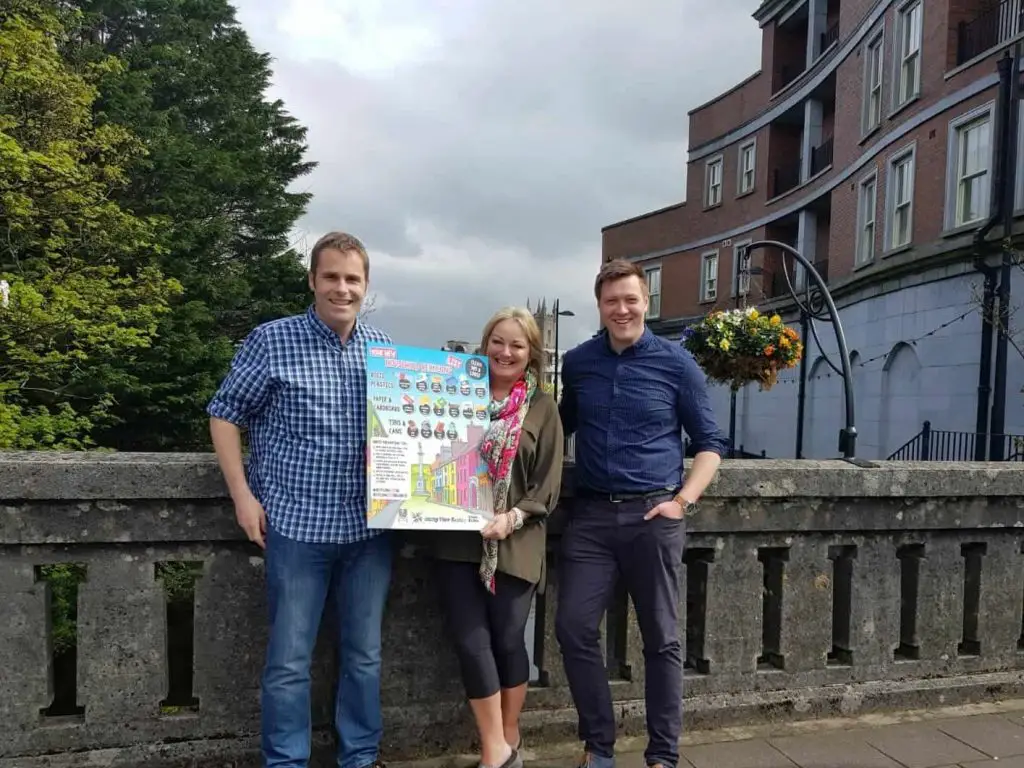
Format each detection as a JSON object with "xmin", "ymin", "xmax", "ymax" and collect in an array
[{"xmin": 434, "ymin": 560, "xmax": 537, "ymax": 700}]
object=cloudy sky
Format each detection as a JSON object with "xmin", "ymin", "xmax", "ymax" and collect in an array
[{"xmin": 232, "ymin": 0, "xmax": 761, "ymax": 349}]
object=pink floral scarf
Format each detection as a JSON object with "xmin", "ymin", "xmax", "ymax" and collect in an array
[{"xmin": 478, "ymin": 369, "xmax": 537, "ymax": 594}]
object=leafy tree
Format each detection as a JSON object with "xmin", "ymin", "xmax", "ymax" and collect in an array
[
  {"xmin": 68, "ymin": 0, "xmax": 317, "ymax": 451},
  {"xmin": 0, "ymin": 0, "xmax": 180, "ymax": 449}
]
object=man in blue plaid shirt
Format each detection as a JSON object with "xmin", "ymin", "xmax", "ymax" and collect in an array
[{"xmin": 207, "ymin": 231, "xmax": 393, "ymax": 768}]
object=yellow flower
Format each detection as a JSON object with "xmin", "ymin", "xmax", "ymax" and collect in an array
[
  {"xmin": 770, "ymin": 314, "xmax": 782, "ymax": 325},
  {"xmin": 748, "ymin": 308, "xmax": 760, "ymax": 320},
  {"xmin": 779, "ymin": 336, "xmax": 791, "ymax": 348},
  {"xmin": 719, "ymin": 339, "xmax": 730, "ymax": 351}
]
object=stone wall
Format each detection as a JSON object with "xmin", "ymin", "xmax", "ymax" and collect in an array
[{"xmin": 2, "ymin": 453, "xmax": 1024, "ymax": 767}]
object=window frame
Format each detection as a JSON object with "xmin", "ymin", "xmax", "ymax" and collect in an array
[
  {"xmin": 862, "ymin": 30, "xmax": 884, "ymax": 136},
  {"xmin": 644, "ymin": 265, "xmax": 662, "ymax": 320},
  {"xmin": 731, "ymin": 239, "xmax": 752, "ymax": 298},
  {"xmin": 884, "ymin": 142, "xmax": 917, "ymax": 251},
  {"xmin": 892, "ymin": 0, "xmax": 923, "ymax": 111},
  {"xmin": 945, "ymin": 102, "xmax": 995, "ymax": 230},
  {"xmin": 855, "ymin": 170, "xmax": 878, "ymax": 266},
  {"xmin": 700, "ymin": 250, "xmax": 719, "ymax": 302},
  {"xmin": 705, "ymin": 155, "xmax": 724, "ymax": 207},
  {"xmin": 737, "ymin": 139, "xmax": 757, "ymax": 195}
]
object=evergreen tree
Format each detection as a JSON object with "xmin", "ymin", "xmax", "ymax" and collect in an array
[{"xmin": 72, "ymin": 0, "xmax": 316, "ymax": 450}]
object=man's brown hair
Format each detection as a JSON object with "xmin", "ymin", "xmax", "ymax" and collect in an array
[
  {"xmin": 594, "ymin": 258, "xmax": 647, "ymax": 299},
  {"xmin": 309, "ymin": 231, "xmax": 370, "ymax": 280}
]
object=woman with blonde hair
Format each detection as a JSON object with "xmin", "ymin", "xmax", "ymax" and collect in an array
[{"xmin": 428, "ymin": 306, "xmax": 564, "ymax": 768}]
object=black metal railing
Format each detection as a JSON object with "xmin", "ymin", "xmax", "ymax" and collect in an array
[
  {"xmin": 888, "ymin": 420, "xmax": 1024, "ymax": 461},
  {"xmin": 766, "ymin": 259, "xmax": 829, "ymax": 299},
  {"xmin": 771, "ymin": 162, "xmax": 802, "ymax": 198},
  {"xmin": 957, "ymin": 0, "xmax": 1024, "ymax": 66},
  {"xmin": 820, "ymin": 22, "xmax": 839, "ymax": 54},
  {"xmin": 809, "ymin": 136, "xmax": 834, "ymax": 176},
  {"xmin": 776, "ymin": 64, "xmax": 806, "ymax": 92}
]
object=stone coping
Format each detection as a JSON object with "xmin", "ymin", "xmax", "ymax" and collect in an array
[{"xmin": 2, "ymin": 451, "xmax": 1024, "ymax": 501}]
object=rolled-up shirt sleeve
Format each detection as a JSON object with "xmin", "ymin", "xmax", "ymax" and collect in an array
[
  {"xmin": 206, "ymin": 328, "xmax": 272, "ymax": 426},
  {"xmin": 675, "ymin": 348, "xmax": 728, "ymax": 457}
]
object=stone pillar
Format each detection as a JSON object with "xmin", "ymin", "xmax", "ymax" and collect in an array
[
  {"xmin": 801, "ymin": 98, "xmax": 824, "ymax": 180},
  {"xmin": 806, "ymin": 0, "xmax": 828, "ymax": 66},
  {"xmin": 796, "ymin": 209, "xmax": 818, "ymax": 290}
]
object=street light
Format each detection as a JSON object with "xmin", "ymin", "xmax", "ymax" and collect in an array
[{"xmin": 552, "ymin": 299, "xmax": 575, "ymax": 401}]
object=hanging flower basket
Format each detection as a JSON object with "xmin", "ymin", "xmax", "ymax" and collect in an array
[{"xmin": 682, "ymin": 308, "xmax": 804, "ymax": 392}]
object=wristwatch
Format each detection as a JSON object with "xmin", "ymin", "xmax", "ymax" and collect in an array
[{"xmin": 672, "ymin": 493, "xmax": 698, "ymax": 516}]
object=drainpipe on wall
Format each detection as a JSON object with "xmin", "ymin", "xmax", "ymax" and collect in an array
[
  {"xmin": 973, "ymin": 52, "xmax": 1014, "ymax": 460},
  {"xmin": 990, "ymin": 44, "xmax": 1020, "ymax": 461}
]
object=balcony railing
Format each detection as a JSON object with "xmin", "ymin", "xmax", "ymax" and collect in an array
[
  {"xmin": 956, "ymin": 0, "xmax": 1024, "ymax": 66},
  {"xmin": 809, "ymin": 135, "xmax": 834, "ymax": 176},
  {"xmin": 771, "ymin": 161, "xmax": 802, "ymax": 198},
  {"xmin": 766, "ymin": 258, "xmax": 829, "ymax": 299},
  {"xmin": 819, "ymin": 22, "xmax": 839, "ymax": 54}
]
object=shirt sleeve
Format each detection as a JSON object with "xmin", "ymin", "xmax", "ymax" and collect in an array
[
  {"xmin": 206, "ymin": 328, "xmax": 272, "ymax": 426},
  {"xmin": 676, "ymin": 348, "xmax": 729, "ymax": 457},
  {"xmin": 557, "ymin": 351, "xmax": 578, "ymax": 437},
  {"xmin": 514, "ymin": 396, "xmax": 565, "ymax": 518}
]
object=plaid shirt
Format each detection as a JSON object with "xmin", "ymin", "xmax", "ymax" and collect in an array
[{"xmin": 207, "ymin": 306, "xmax": 392, "ymax": 544}]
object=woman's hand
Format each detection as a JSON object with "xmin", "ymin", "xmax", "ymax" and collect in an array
[
  {"xmin": 480, "ymin": 508, "xmax": 525, "ymax": 540},
  {"xmin": 480, "ymin": 512, "xmax": 514, "ymax": 540}
]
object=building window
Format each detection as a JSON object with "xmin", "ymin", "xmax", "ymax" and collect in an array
[
  {"xmin": 731, "ymin": 240, "xmax": 751, "ymax": 296},
  {"xmin": 894, "ymin": 0, "xmax": 922, "ymax": 109},
  {"xmin": 949, "ymin": 111, "xmax": 992, "ymax": 228},
  {"xmin": 737, "ymin": 140, "xmax": 756, "ymax": 194},
  {"xmin": 644, "ymin": 266, "xmax": 662, "ymax": 319},
  {"xmin": 885, "ymin": 145, "xmax": 915, "ymax": 250},
  {"xmin": 705, "ymin": 156, "xmax": 723, "ymax": 207},
  {"xmin": 700, "ymin": 251, "xmax": 718, "ymax": 302},
  {"xmin": 862, "ymin": 32, "xmax": 884, "ymax": 134},
  {"xmin": 856, "ymin": 172, "xmax": 877, "ymax": 265}
]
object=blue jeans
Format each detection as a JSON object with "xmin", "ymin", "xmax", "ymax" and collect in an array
[{"xmin": 261, "ymin": 525, "xmax": 394, "ymax": 768}]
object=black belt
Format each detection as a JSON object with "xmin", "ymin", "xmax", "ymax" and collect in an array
[{"xmin": 575, "ymin": 487, "xmax": 678, "ymax": 503}]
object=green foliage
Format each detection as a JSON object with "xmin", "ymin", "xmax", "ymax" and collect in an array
[
  {"xmin": 0, "ymin": 0, "xmax": 181, "ymax": 449},
  {"xmin": 38, "ymin": 564, "xmax": 86, "ymax": 656},
  {"xmin": 67, "ymin": 0, "xmax": 316, "ymax": 450}
]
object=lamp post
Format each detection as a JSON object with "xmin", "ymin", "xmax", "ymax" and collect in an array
[
  {"xmin": 552, "ymin": 299, "xmax": 575, "ymax": 401},
  {"xmin": 739, "ymin": 241, "xmax": 860, "ymax": 461}
]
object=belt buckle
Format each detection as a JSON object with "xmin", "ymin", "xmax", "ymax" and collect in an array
[{"xmin": 608, "ymin": 492, "xmax": 622, "ymax": 503}]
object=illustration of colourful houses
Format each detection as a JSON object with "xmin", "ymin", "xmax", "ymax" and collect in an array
[
  {"xmin": 426, "ymin": 425, "xmax": 492, "ymax": 514},
  {"xmin": 366, "ymin": 400, "xmax": 391, "ymax": 520},
  {"xmin": 410, "ymin": 442, "xmax": 433, "ymax": 497}
]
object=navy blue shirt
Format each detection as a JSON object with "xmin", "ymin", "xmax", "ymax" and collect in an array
[{"xmin": 559, "ymin": 327, "xmax": 728, "ymax": 494}]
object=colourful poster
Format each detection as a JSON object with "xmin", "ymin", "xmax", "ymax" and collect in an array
[{"xmin": 365, "ymin": 343, "xmax": 494, "ymax": 530}]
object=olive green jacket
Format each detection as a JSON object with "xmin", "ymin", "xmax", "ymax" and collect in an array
[{"xmin": 424, "ymin": 390, "xmax": 564, "ymax": 592}]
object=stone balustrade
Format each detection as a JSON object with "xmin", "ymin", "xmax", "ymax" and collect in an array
[{"xmin": 1, "ymin": 453, "xmax": 1024, "ymax": 767}]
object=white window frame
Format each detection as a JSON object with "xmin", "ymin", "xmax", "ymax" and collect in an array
[
  {"xmin": 737, "ymin": 139, "xmax": 756, "ymax": 195},
  {"xmin": 705, "ymin": 156, "xmax": 723, "ymax": 207},
  {"xmin": 700, "ymin": 250, "xmax": 719, "ymax": 302},
  {"xmin": 945, "ymin": 103, "xmax": 994, "ymax": 230},
  {"xmin": 892, "ymin": 0, "xmax": 922, "ymax": 110},
  {"xmin": 855, "ymin": 171, "xmax": 878, "ymax": 265},
  {"xmin": 731, "ymin": 239, "xmax": 752, "ymax": 297},
  {"xmin": 862, "ymin": 30, "xmax": 884, "ymax": 135},
  {"xmin": 884, "ymin": 143, "xmax": 916, "ymax": 251},
  {"xmin": 644, "ymin": 265, "xmax": 662, "ymax": 320}
]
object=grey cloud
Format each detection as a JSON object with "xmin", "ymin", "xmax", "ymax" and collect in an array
[{"xmin": 235, "ymin": 0, "xmax": 761, "ymax": 347}]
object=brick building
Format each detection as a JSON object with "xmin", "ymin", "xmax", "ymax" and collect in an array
[{"xmin": 603, "ymin": 0, "xmax": 1024, "ymax": 461}]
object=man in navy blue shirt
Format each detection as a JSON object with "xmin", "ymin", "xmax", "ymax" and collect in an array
[{"xmin": 556, "ymin": 259, "xmax": 727, "ymax": 768}]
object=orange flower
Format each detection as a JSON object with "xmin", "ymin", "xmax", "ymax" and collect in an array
[{"xmin": 764, "ymin": 344, "xmax": 775, "ymax": 356}]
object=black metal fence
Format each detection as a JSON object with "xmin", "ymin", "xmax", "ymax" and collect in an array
[
  {"xmin": 956, "ymin": 0, "xmax": 1024, "ymax": 66},
  {"xmin": 820, "ymin": 21, "xmax": 839, "ymax": 54},
  {"xmin": 887, "ymin": 420, "xmax": 1024, "ymax": 461},
  {"xmin": 810, "ymin": 136, "xmax": 834, "ymax": 177}
]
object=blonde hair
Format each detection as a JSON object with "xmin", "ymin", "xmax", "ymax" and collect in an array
[{"xmin": 478, "ymin": 307, "xmax": 544, "ymax": 381}]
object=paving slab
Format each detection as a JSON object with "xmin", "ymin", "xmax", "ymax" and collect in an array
[
  {"xmin": 682, "ymin": 738, "xmax": 797, "ymax": 767},
  {"xmin": 933, "ymin": 715, "xmax": 1024, "ymax": 759},
  {"xmin": 859, "ymin": 722, "xmax": 988, "ymax": 767},
  {"xmin": 958, "ymin": 757, "xmax": 1024, "ymax": 767},
  {"xmin": 767, "ymin": 731, "xmax": 903, "ymax": 768}
]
